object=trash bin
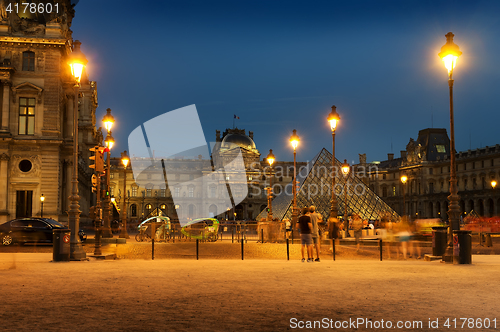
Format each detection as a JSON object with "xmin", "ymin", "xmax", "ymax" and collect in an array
[
  {"xmin": 453, "ymin": 230, "xmax": 472, "ymax": 264},
  {"xmin": 53, "ymin": 228, "xmax": 71, "ymax": 262},
  {"xmin": 432, "ymin": 226, "xmax": 448, "ymax": 256}
]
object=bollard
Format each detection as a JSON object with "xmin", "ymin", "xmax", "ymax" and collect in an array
[
  {"xmin": 232, "ymin": 228, "xmax": 234, "ymax": 243},
  {"xmin": 379, "ymin": 239, "xmax": 383, "ymax": 261},
  {"xmin": 333, "ymin": 240, "xmax": 335, "ymax": 261},
  {"xmin": 241, "ymin": 237, "xmax": 244, "ymax": 260},
  {"xmin": 196, "ymin": 239, "xmax": 199, "ymax": 260},
  {"xmin": 261, "ymin": 229, "xmax": 264, "ymax": 244},
  {"xmin": 286, "ymin": 238, "xmax": 290, "ymax": 261},
  {"xmin": 291, "ymin": 229, "xmax": 294, "ymax": 245},
  {"xmin": 152, "ymin": 238, "xmax": 155, "ymax": 260}
]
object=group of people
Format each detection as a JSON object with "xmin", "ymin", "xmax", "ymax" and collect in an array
[{"xmin": 296, "ymin": 209, "xmax": 422, "ymax": 261}]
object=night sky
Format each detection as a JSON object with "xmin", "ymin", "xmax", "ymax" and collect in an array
[{"xmin": 71, "ymin": 0, "xmax": 500, "ymax": 165}]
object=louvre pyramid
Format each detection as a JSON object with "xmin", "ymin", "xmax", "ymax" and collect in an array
[{"xmin": 257, "ymin": 148, "xmax": 399, "ymax": 221}]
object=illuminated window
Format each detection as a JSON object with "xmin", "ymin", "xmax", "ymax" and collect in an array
[
  {"xmin": 132, "ymin": 187, "xmax": 137, "ymax": 197},
  {"xmin": 436, "ymin": 145, "xmax": 446, "ymax": 153},
  {"xmin": 22, "ymin": 51, "xmax": 35, "ymax": 71},
  {"xmin": 19, "ymin": 97, "xmax": 35, "ymax": 135}
]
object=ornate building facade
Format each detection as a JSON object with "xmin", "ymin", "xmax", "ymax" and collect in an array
[
  {"xmin": 110, "ymin": 128, "xmax": 304, "ymax": 223},
  {"xmin": 367, "ymin": 128, "xmax": 500, "ymax": 219},
  {"xmin": 0, "ymin": 1, "xmax": 99, "ymax": 223}
]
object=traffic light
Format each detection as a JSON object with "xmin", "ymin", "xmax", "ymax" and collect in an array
[{"xmin": 89, "ymin": 146, "xmax": 105, "ymax": 173}]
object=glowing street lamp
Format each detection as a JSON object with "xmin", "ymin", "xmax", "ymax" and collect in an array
[
  {"xmin": 102, "ymin": 111, "xmax": 115, "ymax": 238},
  {"xmin": 290, "ymin": 130, "xmax": 300, "ymax": 227},
  {"xmin": 66, "ymin": 40, "xmax": 88, "ymax": 260},
  {"xmin": 40, "ymin": 194, "xmax": 45, "ymax": 218},
  {"xmin": 266, "ymin": 149, "xmax": 276, "ymax": 221},
  {"xmin": 400, "ymin": 175, "xmax": 408, "ymax": 217},
  {"xmin": 438, "ymin": 32, "xmax": 462, "ymax": 257},
  {"xmin": 341, "ymin": 160, "xmax": 350, "ymax": 234},
  {"xmin": 491, "ymin": 180, "xmax": 497, "ymax": 189},
  {"xmin": 120, "ymin": 151, "xmax": 130, "ymax": 239},
  {"xmin": 327, "ymin": 106, "xmax": 340, "ymax": 218}
]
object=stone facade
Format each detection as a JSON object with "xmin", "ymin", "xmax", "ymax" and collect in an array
[
  {"xmin": 366, "ymin": 128, "xmax": 500, "ymax": 219},
  {"xmin": 0, "ymin": 1, "xmax": 99, "ymax": 224}
]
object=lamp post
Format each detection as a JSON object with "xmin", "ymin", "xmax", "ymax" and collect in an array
[
  {"xmin": 290, "ymin": 130, "xmax": 300, "ymax": 228},
  {"xmin": 120, "ymin": 151, "xmax": 130, "ymax": 238},
  {"xmin": 67, "ymin": 40, "xmax": 87, "ymax": 260},
  {"xmin": 102, "ymin": 109, "xmax": 115, "ymax": 238},
  {"xmin": 341, "ymin": 160, "xmax": 350, "ymax": 234},
  {"xmin": 401, "ymin": 175, "xmax": 408, "ymax": 218},
  {"xmin": 40, "ymin": 194, "xmax": 45, "ymax": 218},
  {"xmin": 327, "ymin": 106, "xmax": 340, "ymax": 218},
  {"xmin": 438, "ymin": 32, "xmax": 462, "ymax": 256},
  {"xmin": 266, "ymin": 149, "xmax": 275, "ymax": 221}
]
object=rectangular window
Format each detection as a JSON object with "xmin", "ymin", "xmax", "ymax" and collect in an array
[
  {"xmin": 188, "ymin": 187, "xmax": 194, "ymax": 198},
  {"xmin": 19, "ymin": 97, "xmax": 35, "ymax": 135},
  {"xmin": 174, "ymin": 187, "xmax": 180, "ymax": 197},
  {"xmin": 132, "ymin": 187, "xmax": 137, "ymax": 197},
  {"xmin": 429, "ymin": 168, "xmax": 433, "ymax": 175},
  {"xmin": 429, "ymin": 183, "xmax": 434, "ymax": 194},
  {"xmin": 146, "ymin": 189, "xmax": 152, "ymax": 197},
  {"xmin": 160, "ymin": 189, "xmax": 166, "ymax": 197},
  {"xmin": 22, "ymin": 51, "xmax": 35, "ymax": 71},
  {"xmin": 392, "ymin": 186, "xmax": 396, "ymax": 196}
]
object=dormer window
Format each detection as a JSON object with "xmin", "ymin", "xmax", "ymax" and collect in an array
[{"xmin": 22, "ymin": 51, "xmax": 35, "ymax": 71}]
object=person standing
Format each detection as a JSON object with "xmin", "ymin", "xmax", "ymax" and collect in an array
[
  {"xmin": 352, "ymin": 214, "xmax": 363, "ymax": 252},
  {"xmin": 328, "ymin": 216, "xmax": 340, "ymax": 252},
  {"xmin": 309, "ymin": 206, "xmax": 322, "ymax": 262},
  {"xmin": 298, "ymin": 207, "xmax": 313, "ymax": 262}
]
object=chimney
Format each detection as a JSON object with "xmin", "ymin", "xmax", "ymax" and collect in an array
[
  {"xmin": 401, "ymin": 150, "xmax": 407, "ymax": 159},
  {"xmin": 388, "ymin": 153, "xmax": 394, "ymax": 161}
]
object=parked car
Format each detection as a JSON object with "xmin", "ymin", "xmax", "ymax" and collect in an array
[{"xmin": 0, "ymin": 218, "xmax": 87, "ymax": 246}]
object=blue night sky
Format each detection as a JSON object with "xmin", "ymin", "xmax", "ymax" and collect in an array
[{"xmin": 71, "ymin": 0, "xmax": 500, "ymax": 165}]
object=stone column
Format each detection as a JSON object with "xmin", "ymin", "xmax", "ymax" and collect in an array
[
  {"xmin": 1, "ymin": 81, "xmax": 11, "ymax": 133},
  {"xmin": 0, "ymin": 153, "xmax": 9, "ymax": 223}
]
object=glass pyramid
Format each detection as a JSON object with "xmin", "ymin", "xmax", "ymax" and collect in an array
[{"xmin": 257, "ymin": 148, "xmax": 399, "ymax": 221}]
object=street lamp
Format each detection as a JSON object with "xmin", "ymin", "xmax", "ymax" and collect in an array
[
  {"xmin": 40, "ymin": 194, "xmax": 45, "ymax": 218},
  {"xmin": 120, "ymin": 150, "xmax": 130, "ymax": 238},
  {"xmin": 439, "ymin": 32, "xmax": 462, "ymax": 256},
  {"xmin": 491, "ymin": 180, "xmax": 497, "ymax": 189},
  {"xmin": 102, "ymin": 114, "xmax": 115, "ymax": 238},
  {"xmin": 327, "ymin": 105, "xmax": 340, "ymax": 218},
  {"xmin": 401, "ymin": 174, "xmax": 408, "ymax": 218},
  {"xmin": 66, "ymin": 40, "xmax": 87, "ymax": 260},
  {"xmin": 341, "ymin": 160, "xmax": 350, "ymax": 235},
  {"xmin": 290, "ymin": 130, "xmax": 300, "ymax": 228},
  {"xmin": 266, "ymin": 149, "xmax": 275, "ymax": 221}
]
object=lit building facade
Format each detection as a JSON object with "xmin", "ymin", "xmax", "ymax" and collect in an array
[
  {"xmin": 110, "ymin": 128, "xmax": 304, "ymax": 223},
  {"xmin": 0, "ymin": 1, "xmax": 99, "ymax": 224},
  {"xmin": 367, "ymin": 128, "xmax": 500, "ymax": 219}
]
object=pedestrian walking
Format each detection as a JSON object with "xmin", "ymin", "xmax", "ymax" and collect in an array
[{"xmin": 352, "ymin": 214, "xmax": 363, "ymax": 251}]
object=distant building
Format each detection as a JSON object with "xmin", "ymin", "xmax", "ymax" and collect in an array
[
  {"xmin": 0, "ymin": 1, "xmax": 99, "ymax": 223},
  {"xmin": 110, "ymin": 128, "xmax": 305, "ymax": 223},
  {"xmin": 367, "ymin": 128, "xmax": 500, "ymax": 219}
]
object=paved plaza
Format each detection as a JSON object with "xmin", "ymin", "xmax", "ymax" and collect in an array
[{"xmin": 1, "ymin": 249, "xmax": 499, "ymax": 332}]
